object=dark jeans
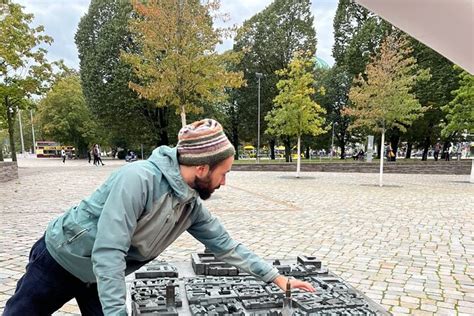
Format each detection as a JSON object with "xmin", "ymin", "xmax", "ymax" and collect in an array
[{"xmin": 3, "ymin": 236, "xmax": 103, "ymax": 316}]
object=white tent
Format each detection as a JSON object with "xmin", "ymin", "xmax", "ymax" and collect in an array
[{"xmin": 355, "ymin": 0, "xmax": 474, "ymax": 74}]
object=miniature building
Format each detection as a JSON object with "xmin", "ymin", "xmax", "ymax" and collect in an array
[{"xmin": 130, "ymin": 254, "xmax": 388, "ymax": 315}]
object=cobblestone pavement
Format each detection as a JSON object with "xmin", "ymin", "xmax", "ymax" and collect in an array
[{"xmin": 1, "ymin": 158, "xmax": 473, "ymax": 315}]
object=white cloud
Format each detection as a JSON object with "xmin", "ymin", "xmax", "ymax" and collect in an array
[
  {"xmin": 14, "ymin": 0, "xmax": 337, "ymax": 69},
  {"xmin": 14, "ymin": 0, "xmax": 90, "ymax": 69}
]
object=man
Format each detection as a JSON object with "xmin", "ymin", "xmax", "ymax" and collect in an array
[
  {"xmin": 61, "ymin": 147, "xmax": 66, "ymax": 163},
  {"xmin": 434, "ymin": 142, "xmax": 441, "ymax": 161},
  {"xmin": 5, "ymin": 119, "xmax": 314, "ymax": 315}
]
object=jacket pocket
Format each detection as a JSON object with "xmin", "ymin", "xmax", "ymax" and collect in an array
[{"xmin": 131, "ymin": 193, "xmax": 175, "ymax": 258}]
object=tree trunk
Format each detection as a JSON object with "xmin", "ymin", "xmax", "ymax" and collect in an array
[
  {"xmin": 231, "ymin": 126, "xmax": 239, "ymax": 160},
  {"xmin": 337, "ymin": 125, "xmax": 348, "ymax": 160},
  {"xmin": 305, "ymin": 146, "xmax": 310, "ymax": 159},
  {"xmin": 339, "ymin": 138, "xmax": 346, "ymax": 160},
  {"xmin": 180, "ymin": 105, "xmax": 186, "ymax": 127},
  {"xmin": 421, "ymin": 136, "xmax": 430, "ymax": 161},
  {"xmin": 0, "ymin": 141, "xmax": 3, "ymax": 161},
  {"xmin": 269, "ymin": 138, "xmax": 275, "ymax": 160},
  {"xmin": 405, "ymin": 142, "xmax": 412, "ymax": 159},
  {"xmin": 379, "ymin": 129, "xmax": 385, "ymax": 187},
  {"xmin": 284, "ymin": 136, "xmax": 291, "ymax": 162},
  {"xmin": 441, "ymin": 140, "xmax": 451, "ymax": 160},
  {"xmin": 296, "ymin": 136, "xmax": 301, "ymax": 178},
  {"xmin": 5, "ymin": 97, "xmax": 17, "ymax": 162}
]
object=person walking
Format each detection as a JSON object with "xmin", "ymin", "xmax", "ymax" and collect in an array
[
  {"xmin": 61, "ymin": 148, "xmax": 66, "ymax": 164},
  {"xmin": 4, "ymin": 119, "xmax": 315, "ymax": 315},
  {"xmin": 93, "ymin": 144, "xmax": 105, "ymax": 166},
  {"xmin": 434, "ymin": 142, "xmax": 441, "ymax": 161},
  {"xmin": 444, "ymin": 143, "xmax": 452, "ymax": 161}
]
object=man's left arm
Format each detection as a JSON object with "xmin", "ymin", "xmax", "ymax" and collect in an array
[{"xmin": 187, "ymin": 203, "xmax": 315, "ymax": 292}]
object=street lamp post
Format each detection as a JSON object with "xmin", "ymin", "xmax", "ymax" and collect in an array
[
  {"xmin": 256, "ymin": 72, "xmax": 263, "ymax": 164},
  {"xmin": 30, "ymin": 110, "xmax": 36, "ymax": 154},
  {"xmin": 18, "ymin": 109, "xmax": 25, "ymax": 155}
]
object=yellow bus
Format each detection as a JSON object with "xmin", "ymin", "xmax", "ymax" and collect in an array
[{"xmin": 36, "ymin": 141, "xmax": 75, "ymax": 158}]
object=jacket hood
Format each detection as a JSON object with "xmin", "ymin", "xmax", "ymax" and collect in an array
[{"xmin": 148, "ymin": 146, "xmax": 196, "ymax": 202}]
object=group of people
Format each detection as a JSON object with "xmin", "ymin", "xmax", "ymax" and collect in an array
[
  {"xmin": 351, "ymin": 149, "xmax": 365, "ymax": 160},
  {"xmin": 434, "ymin": 142, "xmax": 464, "ymax": 161},
  {"xmin": 88, "ymin": 144, "xmax": 105, "ymax": 166}
]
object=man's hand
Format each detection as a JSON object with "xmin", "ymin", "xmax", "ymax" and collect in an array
[{"xmin": 273, "ymin": 275, "xmax": 316, "ymax": 292}]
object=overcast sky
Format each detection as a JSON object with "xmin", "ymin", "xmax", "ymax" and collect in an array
[{"xmin": 15, "ymin": 0, "xmax": 338, "ymax": 70}]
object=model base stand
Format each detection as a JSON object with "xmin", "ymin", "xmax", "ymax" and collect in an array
[{"xmin": 130, "ymin": 253, "xmax": 389, "ymax": 315}]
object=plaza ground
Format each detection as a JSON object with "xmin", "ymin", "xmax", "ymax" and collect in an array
[{"xmin": 0, "ymin": 157, "xmax": 473, "ymax": 315}]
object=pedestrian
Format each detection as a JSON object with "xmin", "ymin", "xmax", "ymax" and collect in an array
[
  {"xmin": 87, "ymin": 148, "xmax": 92, "ymax": 164},
  {"xmin": 93, "ymin": 144, "xmax": 105, "ymax": 166},
  {"xmin": 444, "ymin": 143, "xmax": 451, "ymax": 161},
  {"xmin": 61, "ymin": 148, "xmax": 66, "ymax": 164},
  {"xmin": 456, "ymin": 143, "xmax": 462, "ymax": 161},
  {"xmin": 4, "ymin": 119, "xmax": 315, "ymax": 315},
  {"xmin": 434, "ymin": 142, "xmax": 441, "ymax": 161}
]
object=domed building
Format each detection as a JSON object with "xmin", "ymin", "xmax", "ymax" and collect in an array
[{"xmin": 314, "ymin": 56, "xmax": 330, "ymax": 70}]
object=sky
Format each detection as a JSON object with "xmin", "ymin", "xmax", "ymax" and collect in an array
[{"xmin": 15, "ymin": 0, "xmax": 338, "ymax": 70}]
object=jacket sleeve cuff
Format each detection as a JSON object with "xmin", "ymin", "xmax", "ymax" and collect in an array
[{"xmin": 261, "ymin": 267, "xmax": 280, "ymax": 283}]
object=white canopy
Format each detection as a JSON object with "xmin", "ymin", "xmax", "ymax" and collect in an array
[{"xmin": 355, "ymin": 0, "xmax": 474, "ymax": 74}]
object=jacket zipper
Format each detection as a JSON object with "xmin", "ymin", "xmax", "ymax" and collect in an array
[{"xmin": 57, "ymin": 228, "xmax": 88, "ymax": 248}]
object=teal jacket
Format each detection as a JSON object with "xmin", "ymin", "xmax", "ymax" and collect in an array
[{"xmin": 45, "ymin": 146, "xmax": 279, "ymax": 315}]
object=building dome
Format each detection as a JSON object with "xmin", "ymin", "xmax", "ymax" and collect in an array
[{"xmin": 314, "ymin": 56, "xmax": 330, "ymax": 69}]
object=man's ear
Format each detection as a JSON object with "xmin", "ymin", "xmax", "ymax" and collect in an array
[{"xmin": 195, "ymin": 164, "xmax": 210, "ymax": 177}]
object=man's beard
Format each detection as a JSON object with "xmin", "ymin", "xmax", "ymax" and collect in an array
[{"xmin": 194, "ymin": 175, "xmax": 220, "ymax": 200}]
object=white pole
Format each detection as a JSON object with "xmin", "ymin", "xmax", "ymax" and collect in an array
[
  {"xmin": 296, "ymin": 136, "xmax": 301, "ymax": 178},
  {"xmin": 257, "ymin": 75, "xmax": 261, "ymax": 164},
  {"xmin": 379, "ymin": 129, "xmax": 385, "ymax": 187},
  {"xmin": 18, "ymin": 109, "xmax": 25, "ymax": 154},
  {"xmin": 30, "ymin": 110, "xmax": 36, "ymax": 154}
]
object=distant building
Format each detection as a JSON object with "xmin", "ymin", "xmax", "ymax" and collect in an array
[{"xmin": 314, "ymin": 56, "xmax": 330, "ymax": 70}]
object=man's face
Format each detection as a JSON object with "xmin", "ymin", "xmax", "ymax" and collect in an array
[{"xmin": 194, "ymin": 156, "xmax": 234, "ymax": 200}]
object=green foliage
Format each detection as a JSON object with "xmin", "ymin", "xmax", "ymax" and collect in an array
[
  {"xmin": 347, "ymin": 34, "xmax": 429, "ymax": 133},
  {"xmin": 36, "ymin": 75, "xmax": 101, "ymax": 156},
  {"xmin": 0, "ymin": 2, "xmax": 58, "ymax": 161},
  {"xmin": 232, "ymin": 0, "xmax": 317, "ymax": 150},
  {"xmin": 328, "ymin": 0, "xmax": 391, "ymax": 158},
  {"xmin": 122, "ymin": 0, "xmax": 244, "ymax": 127},
  {"xmin": 405, "ymin": 39, "xmax": 462, "ymax": 150},
  {"xmin": 266, "ymin": 52, "xmax": 326, "ymax": 138},
  {"xmin": 75, "ymin": 0, "xmax": 169, "ymax": 148},
  {"xmin": 441, "ymin": 68, "xmax": 474, "ymax": 136}
]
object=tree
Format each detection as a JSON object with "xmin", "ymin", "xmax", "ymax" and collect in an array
[
  {"xmin": 404, "ymin": 40, "xmax": 461, "ymax": 160},
  {"xmin": 347, "ymin": 34, "xmax": 429, "ymax": 186},
  {"xmin": 36, "ymin": 74, "xmax": 101, "ymax": 157},
  {"xmin": 76, "ymin": 0, "xmax": 170, "ymax": 149},
  {"xmin": 233, "ymin": 0, "xmax": 317, "ymax": 160},
  {"xmin": 441, "ymin": 68, "xmax": 474, "ymax": 137},
  {"xmin": 330, "ymin": 0, "xmax": 391, "ymax": 159},
  {"xmin": 122, "ymin": 0, "xmax": 244, "ymax": 128},
  {"xmin": 266, "ymin": 52, "xmax": 326, "ymax": 177},
  {"xmin": 0, "ymin": 2, "xmax": 57, "ymax": 161}
]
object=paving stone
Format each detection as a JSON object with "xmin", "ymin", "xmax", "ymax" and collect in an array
[{"xmin": 0, "ymin": 158, "xmax": 473, "ymax": 314}]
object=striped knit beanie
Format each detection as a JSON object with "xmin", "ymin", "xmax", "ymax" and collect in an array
[{"xmin": 177, "ymin": 119, "xmax": 235, "ymax": 166}]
